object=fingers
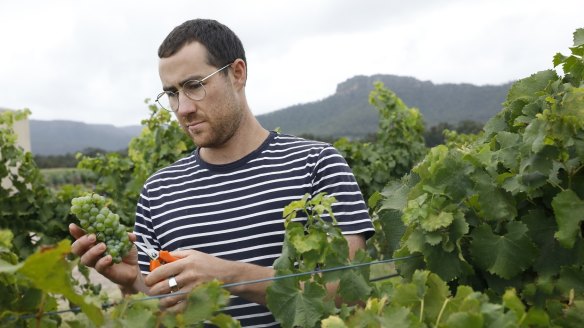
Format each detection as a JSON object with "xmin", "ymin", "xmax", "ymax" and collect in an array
[
  {"xmin": 156, "ymin": 277, "xmax": 188, "ymax": 311},
  {"xmin": 159, "ymin": 290, "xmax": 188, "ymax": 312},
  {"xmin": 168, "ymin": 250, "xmax": 195, "ymax": 259},
  {"xmin": 70, "ymin": 230, "xmax": 97, "ymax": 258},
  {"xmin": 144, "ymin": 259, "xmax": 182, "ymax": 287},
  {"xmin": 69, "ymin": 223, "xmax": 86, "ymax": 240},
  {"xmin": 79, "ymin": 242, "xmax": 107, "ymax": 267}
]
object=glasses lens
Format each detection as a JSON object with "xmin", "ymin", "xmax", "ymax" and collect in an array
[
  {"xmin": 156, "ymin": 92, "xmax": 177, "ymax": 112},
  {"xmin": 183, "ymin": 80, "xmax": 206, "ymax": 101}
]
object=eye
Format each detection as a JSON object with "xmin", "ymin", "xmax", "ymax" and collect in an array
[
  {"xmin": 184, "ymin": 80, "xmax": 204, "ymax": 92},
  {"xmin": 166, "ymin": 91, "xmax": 178, "ymax": 99}
]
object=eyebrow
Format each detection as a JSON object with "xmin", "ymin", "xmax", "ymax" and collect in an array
[{"xmin": 162, "ymin": 74, "xmax": 205, "ymax": 92}]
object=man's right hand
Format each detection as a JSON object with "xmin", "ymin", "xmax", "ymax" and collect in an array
[{"xmin": 69, "ymin": 223, "xmax": 141, "ymax": 292}]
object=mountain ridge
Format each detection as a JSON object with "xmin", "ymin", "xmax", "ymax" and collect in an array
[{"xmin": 29, "ymin": 74, "xmax": 512, "ymax": 155}]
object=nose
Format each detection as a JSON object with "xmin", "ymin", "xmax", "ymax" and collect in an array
[{"xmin": 176, "ymin": 91, "xmax": 197, "ymax": 114}]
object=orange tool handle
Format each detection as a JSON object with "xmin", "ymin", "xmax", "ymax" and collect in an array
[
  {"xmin": 159, "ymin": 250, "xmax": 178, "ymax": 263},
  {"xmin": 149, "ymin": 251, "xmax": 178, "ymax": 271}
]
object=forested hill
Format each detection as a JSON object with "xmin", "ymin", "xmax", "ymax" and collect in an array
[
  {"xmin": 256, "ymin": 74, "xmax": 512, "ymax": 139},
  {"xmin": 29, "ymin": 74, "xmax": 512, "ymax": 155},
  {"xmin": 30, "ymin": 120, "xmax": 141, "ymax": 156}
]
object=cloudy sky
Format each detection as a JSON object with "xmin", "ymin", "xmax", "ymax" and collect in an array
[{"xmin": 1, "ymin": 0, "xmax": 582, "ymax": 127}]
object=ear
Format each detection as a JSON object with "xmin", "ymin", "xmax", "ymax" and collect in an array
[{"xmin": 230, "ymin": 58, "xmax": 247, "ymax": 89}]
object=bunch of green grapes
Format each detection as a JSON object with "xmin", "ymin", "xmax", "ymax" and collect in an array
[{"xmin": 70, "ymin": 193, "xmax": 132, "ymax": 263}]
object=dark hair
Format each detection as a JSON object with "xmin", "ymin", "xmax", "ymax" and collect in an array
[{"xmin": 158, "ymin": 19, "xmax": 246, "ymax": 70}]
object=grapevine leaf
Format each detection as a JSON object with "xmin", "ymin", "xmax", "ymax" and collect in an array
[
  {"xmin": 393, "ymin": 245, "xmax": 425, "ymax": 279},
  {"xmin": 0, "ymin": 259, "xmax": 22, "ymax": 273},
  {"xmin": 321, "ymin": 315, "xmax": 347, "ymax": 328},
  {"xmin": 524, "ymin": 307, "xmax": 551, "ymax": 326},
  {"xmin": 18, "ymin": 240, "xmax": 103, "ymax": 326},
  {"xmin": 502, "ymin": 288, "xmax": 525, "ymax": 318},
  {"xmin": 470, "ymin": 222, "xmax": 538, "ymax": 279},
  {"xmin": 380, "ymin": 179, "xmax": 410, "ymax": 211},
  {"xmin": 181, "ymin": 280, "xmax": 232, "ymax": 324},
  {"xmin": 553, "ymin": 53, "xmax": 568, "ymax": 67},
  {"xmin": 551, "ymin": 300, "xmax": 584, "ymax": 327},
  {"xmin": 0, "ymin": 229, "xmax": 14, "ymax": 248},
  {"xmin": 444, "ymin": 312, "xmax": 484, "ymax": 328},
  {"xmin": 551, "ymin": 189, "xmax": 584, "ymax": 248},
  {"xmin": 405, "ymin": 229, "xmax": 426, "ymax": 253},
  {"xmin": 523, "ymin": 209, "xmax": 582, "ymax": 276},
  {"xmin": 392, "ymin": 283, "xmax": 420, "ymax": 309},
  {"xmin": 561, "ymin": 87, "xmax": 584, "ymax": 128},
  {"xmin": 267, "ymin": 279, "xmax": 328, "ymax": 328},
  {"xmin": 119, "ymin": 299, "xmax": 158, "ymax": 327},
  {"xmin": 506, "ymin": 70, "xmax": 558, "ymax": 103},
  {"xmin": 573, "ymin": 28, "xmax": 584, "ymax": 47},
  {"xmin": 556, "ymin": 265, "xmax": 584, "ymax": 295},
  {"xmin": 494, "ymin": 131, "xmax": 521, "ymax": 170},
  {"xmin": 373, "ymin": 209, "xmax": 406, "ymax": 258},
  {"xmin": 423, "ymin": 273, "xmax": 451, "ymax": 322},
  {"xmin": 473, "ymin": 171, "xmax": 517, "ymax": 221},
  {"xmin": 338, "ymin": 269, "xmax": 372, "ymax": 302},
  {"xmin": 424, "ymin": 245, "xmax": 469, "ymax": 282},
  {"xmin": 209, "ymin": 313, "xmax": 243, "ymax": 328},
  {"xmin": 377, "ymin": 306, "xmax": 421, "ymax": 328},
  {"xmin": 420, "ymin": 211, "xmax": 454, "ymax": 232}
]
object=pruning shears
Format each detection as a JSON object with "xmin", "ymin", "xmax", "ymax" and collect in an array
[{"xmin": 135, "ymin": 236, "xmax": 178, "ymax": 271}]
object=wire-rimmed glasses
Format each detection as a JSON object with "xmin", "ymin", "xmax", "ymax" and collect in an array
[{"xmin": 155, "ymin": 62, "xmax": 232, "ymax": 112}]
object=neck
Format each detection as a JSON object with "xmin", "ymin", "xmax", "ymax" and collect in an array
[{"xmin": 199, "ymin": 114, "xmax": 269, "ymax": 165}]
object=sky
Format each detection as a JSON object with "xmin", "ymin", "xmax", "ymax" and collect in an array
[{"xmin": 1, "ymin": 0, "xmax": 583, "ymax": 127}]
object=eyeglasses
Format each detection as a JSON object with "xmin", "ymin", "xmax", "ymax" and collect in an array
[{"xmin": 155, "ymin": 62, "xmax": 232, "ymax": 112}]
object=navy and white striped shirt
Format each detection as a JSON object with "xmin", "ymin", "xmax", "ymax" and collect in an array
[{"xmin": 134, "ymin": 132, "xmax": 374, "ymax": 327}]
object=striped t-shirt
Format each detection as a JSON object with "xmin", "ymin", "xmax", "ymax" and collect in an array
[{"xmin": 134, "ymin": 132, "xmax": 374, "ymax": 327}]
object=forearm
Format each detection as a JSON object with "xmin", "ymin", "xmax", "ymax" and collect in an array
[{"xmin": 221, "ymin": 261, "xmax": 275, "ymax": 305}]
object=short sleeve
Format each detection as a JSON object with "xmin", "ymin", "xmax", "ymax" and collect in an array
[{"xmin": 310, "ymin": 145, "xmax": 375, "ymax": 238}]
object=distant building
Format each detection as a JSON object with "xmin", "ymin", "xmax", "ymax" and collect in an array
[
  {"xmin": 1, "ymin": 108, "xmax": 32, "ymax": 192},
  {"xmin": 0, "ymin": 108, "xmax": 31, "ymax": 152}
]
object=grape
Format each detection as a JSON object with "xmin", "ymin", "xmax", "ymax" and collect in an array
[{"xmin": 70, "ymin": 193, "xmax": 133, "ymax": 264}]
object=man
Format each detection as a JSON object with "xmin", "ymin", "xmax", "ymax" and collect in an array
[{"xmin": 70, "ymin": 19, "xmax": 374, "ymax": 326}]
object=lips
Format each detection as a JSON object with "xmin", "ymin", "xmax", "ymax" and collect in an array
[{"xmin": 186, "ymin": 121, "xmax": 204, "ymax": 132}]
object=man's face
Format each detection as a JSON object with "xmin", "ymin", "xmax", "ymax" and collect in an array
[{"xmin": 158, "ymin": 42, "xmax": 242, "ymax": 148}]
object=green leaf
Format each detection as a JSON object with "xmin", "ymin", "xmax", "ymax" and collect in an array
[
  {"xmin": 209, "ymin": 313, "xmax": 243, "ymax": 328},
  {"xmin": 181, "ymin": 280, "xmax": 232, "ymax": 324},
  {"xmin": 338, "ymin": 269, "xmax": 372, "ymax": 302},
  {"xmin": 18, "ymin": 240, "xmax": 103, "ymax": 326},
  {"xmin": 423, "ymin": 273, "xmax": 451, "ymax": 322},
  {"xmin": 474, "ymin": 171, "xmax": 517, "ymax": 221},
  {"xmin": 470, "ymin": 222, "xmax": 538, "ymax": 279},
  {"xmin": 552, "ymin": 189, "xmax": 584, "ymax": 248},
  {"xmin": 524, "ymin": 307, "xmax": 550, "ymax": 327},
  {"xmin": 573, "ymin": 28, "xmax": 584, "ymax": 47},
  {"xmin": 424, "ymin": 245, "xmax": 469, "ymax": 282},
  {"xmin": 557, "ymin": 265, "xmax": 584, "ymax": 295},
  {"xmin": 444, "ymin": 312, "xmax": 484, "ymax": 328},
  {"xmin": 321, "ymin": 315, "xmax": 348, "ymax": 328},
  {"xmin": 266, "ymin": 279, "xmax": 328, "ymax": 328},
  {"xmin": 494, "ymin": 131, "xmax": 522, "ymax": 170},
  {"xmin": 380, "ymin": 179, "xmax": 410, "ymax": 211},
  {"xmin": 119, "ymin": 298, "xmax": 158, "ymax": 328},
  {"xmin": 506, "ymin": 70, "xmax": 558, "ymax": 103},
  {"xmin": 523, "ymin": 209, "xmax": 582, "ymax": 276},
  {"xmin": 554, "ymin": 53, "xmax": 568, "ymax": 67},
  {"xmin": 0, "ymin": 258, "xmax": 23, "ymax": 273},
  {"xmin": 393, "ymin": 245, "xmax": 425, "ymax": 279},
  {"xmin": 502, "ymin": 288, "xmax": 525, "ymax": 318},
  {"xmin": 420, "ymin": 211, "xmax": 454, "ymax": 232}
]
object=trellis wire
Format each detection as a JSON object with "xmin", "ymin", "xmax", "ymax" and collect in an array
[{"xmin": 8, "ymin": 254, "xmax": 419, "ymax": 322}]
